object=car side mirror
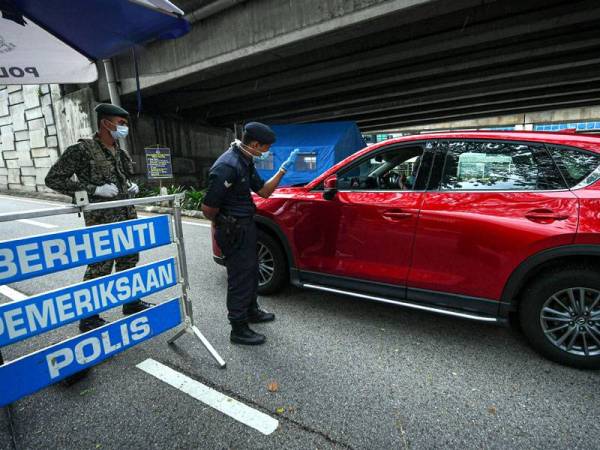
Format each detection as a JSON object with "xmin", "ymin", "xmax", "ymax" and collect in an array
[{"xmin": 323, "ymin": 175, "xmax": 337, "ymax": 200}]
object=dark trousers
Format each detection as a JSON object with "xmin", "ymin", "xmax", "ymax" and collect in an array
[
  {"xmin": 81, "ymin": 207, "xmax": 139, "ymax": 322},
  {"xmin": 83, "ymin": 206, "xmax": 139, "ymax": 281},
  {"xmin": 83, "ymin": 254, "xmax": 139, "ymax": 280},
  {"xmin": 215, "ymin": 219, "xmax": 259, "ymax": 323}
]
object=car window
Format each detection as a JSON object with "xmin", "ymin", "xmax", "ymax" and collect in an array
[
  {"xmin": 441, "ymin": 141, "xmax": 565, "ymax": 191},
  {"xmin": 337, "ymin": 145, "xmax": 425, "ymax": 191},
  {"xmin": 547, "ymin": 145, "xmax": 600, "ymax": 188}
]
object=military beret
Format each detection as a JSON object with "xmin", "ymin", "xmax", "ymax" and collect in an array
[
  {"xmin": 243, "ymin": 122, "xmax": 276, "ymax": 144},
  {"xmin": 94, "ymin": 103, "xmax": 129, "ymax": 118}
]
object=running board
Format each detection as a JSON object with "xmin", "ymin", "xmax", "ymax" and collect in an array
[{"xmin": 301, "ymin": 283, "xmax": 500, "ymax": 324}]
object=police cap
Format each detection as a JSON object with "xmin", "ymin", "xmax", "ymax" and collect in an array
[
  {"xmin": 243, "ymin": 122, "xmax": 276, "ymax": 144},
  {"xmin": 94, "ymin": 103, "xmax": 129, "ymax": 119}
]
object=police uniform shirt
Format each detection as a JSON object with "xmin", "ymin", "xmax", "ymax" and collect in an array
[{"xmin": 203, "ymin": 144, "xmax": 265, "ymax": 217}]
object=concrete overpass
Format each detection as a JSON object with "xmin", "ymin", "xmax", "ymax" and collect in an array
[{"xmin": 106, "ymin": 0, "xmax": 600, "ymax": 133}]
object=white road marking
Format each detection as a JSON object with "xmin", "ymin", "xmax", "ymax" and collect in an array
[
  {"xmin": 137, "ymin": 359, "xmax": 279, "ymax": 435},
  {"xmin": 182, "ymin": 221, "xmax": 211, "ymax": 228},
  {"xmin": 0, "ymin": 195, "xmax": 66, "ymax": 206},
  {"xmin": 16, "ymin": 219, "xmax": 58, "ymax": 229},
  {"xmin": 0, "ymin": 285, "xmax": 27, "ymax": 301}
]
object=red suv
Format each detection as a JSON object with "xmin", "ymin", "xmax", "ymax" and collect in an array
[{"xmin": 213, "ymin": 131, "xmax": 600, "ymax": 369}]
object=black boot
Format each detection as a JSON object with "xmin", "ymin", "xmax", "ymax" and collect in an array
[
  {"xmin": 79, "ymin": 315, "xmax": 109, "ymax": 333},
  {"xmin": 123, "ymin": 300, "xmax": 155, "ymax": 315},
  {"xmin": 230, "ymin": 321, "xmax": 266, "ymax": 345},
  {"xmin": 61, "ymin": 368, "xmax": 91, "ymax": 386},
  {"xmin": 248, "ymin": 307, "xmax": 275, "ymax": 323}
]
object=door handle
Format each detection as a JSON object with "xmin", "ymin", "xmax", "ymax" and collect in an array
[
  {"xmin": 383, "ymin": 210, "xmax": 412, "ymax": 220},
  {"xmin": 525, "ymin": 209, "xmax": 569, "ymax": 223}
]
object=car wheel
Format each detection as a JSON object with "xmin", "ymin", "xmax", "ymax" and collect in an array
[
  {"xmin": 519, "ymin": 267, "xmax": 600, "ymax": 369},
  {"xmin": 257, "ymin": 230, "xmax": 287, "ymax": 295}
]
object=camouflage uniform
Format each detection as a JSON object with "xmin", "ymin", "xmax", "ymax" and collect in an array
[{"xmin": 45, "ymin": 134, "xmax": 139, "ymax": 280}]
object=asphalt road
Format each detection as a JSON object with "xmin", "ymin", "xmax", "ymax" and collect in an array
[{"xmin": 0, "ymin": 194, "xmax": 598, "ymax": 450}]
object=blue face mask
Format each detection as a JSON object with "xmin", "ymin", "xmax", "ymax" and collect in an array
[
  {"xmin": 110, "ymin": 125, "xmax": 129, "ymax": 140},
  {"xmin": 254, "ymin": 150, "xmax": 270, "ymax": 162},
  {"xmin": 238, "ymin": 141, "xmax": 270, "ymax": 161}
]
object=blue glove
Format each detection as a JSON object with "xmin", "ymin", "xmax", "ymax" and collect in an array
[{"xmin": 280, "ymin": 149, "xmax": 300, "ymax": 172}]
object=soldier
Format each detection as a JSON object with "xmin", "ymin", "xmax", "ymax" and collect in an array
[
  {"xmin": 45, "ymin": 103, "xmax": 153, "ymax": 333},
  {"xmin": 202, "ymin": 122, "xmax": 298, "ymax": 345}
]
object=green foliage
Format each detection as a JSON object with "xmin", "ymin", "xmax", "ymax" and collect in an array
[
  {"xmin": 165, "ymin": 184, "xmax": 186, "ymax": 195},
  {"xmin": 137, "ymin": 183, "xmax": 160, "ymax": 197},
  {"xmin": 137, "ymin": 182, "xmax": 205, "ymax": 210},
  {"xmin": 183, "ymin": 187, "xmax": 206, "ymax": 210}
]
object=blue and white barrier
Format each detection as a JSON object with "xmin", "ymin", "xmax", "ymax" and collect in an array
[
  {"xmin": 0, "ymin": 258, "xmax": 178, "ymax": 347},
  {"xmin": 0, "ymin": 215, "xmax": 171, "ymax": 284},
  {"xmin": 0, "ymin": 212, "xmax": 188, "ymax": 407},
  {"xmin": 1, "ymin": 298, "xmax": 182, "ymax": 406}
]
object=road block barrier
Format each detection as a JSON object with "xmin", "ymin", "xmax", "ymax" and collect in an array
[{"xmin": 0, "ymin": 194, "xmax": 225, "ymax": 408}]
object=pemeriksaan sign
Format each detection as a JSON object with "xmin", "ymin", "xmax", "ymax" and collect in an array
[{"xmin": 0, "ymin": 258, "xmax": 178, "ymax": 347}]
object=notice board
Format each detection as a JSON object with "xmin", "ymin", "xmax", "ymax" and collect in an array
[{"xmin": 145, "ymin": 147, "xmax": 173, "ymax": 179}]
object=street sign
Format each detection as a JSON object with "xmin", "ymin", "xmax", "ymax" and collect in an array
[
  {"xmin": 145, "ymin": 147, "xmax": 173, "ymax": 179},
  {"xmin": 0, "ymin": 298, "xmax": 182, "ymax": 407},
  {"xmin": 0, "ymin": 258, "xmax": 178, "ymax": 347},
  {"xmin": 0, "ymin": 215, "xmax": 172, "ymax": 285},
  {"xmin": 0, "ymin": 195, "xmax": 225, "ymax": 408}
]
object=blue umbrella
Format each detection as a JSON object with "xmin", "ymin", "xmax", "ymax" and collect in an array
[{"xmin": 0, "ymin": 0, "xmax": 190, "ymax": 84}]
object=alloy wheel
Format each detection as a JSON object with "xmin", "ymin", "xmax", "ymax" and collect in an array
[
  {"xmin": 257, "ymin": 241, "xmax": 275, "ymax": 287},
  {"xmin": 540, "ymin": 287, "xmax": 600, "ymax": 357}
]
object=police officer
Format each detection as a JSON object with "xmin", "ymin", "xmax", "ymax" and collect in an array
[
  {"xmin": 202, "ymin": 122, "xmax": 298, "ymax": 345},
  {"xmin": 45, "ymin": 103, "xmax": 153, "ymax": 333}
]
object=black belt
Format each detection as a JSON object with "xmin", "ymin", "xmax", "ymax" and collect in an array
[
  {"xmin": 216, "ymin": 214, "xmax": 254, "ymax": 226},
  {"xmin": 231, "ymin": 216, "xmax": 254, "ymax": 224}
]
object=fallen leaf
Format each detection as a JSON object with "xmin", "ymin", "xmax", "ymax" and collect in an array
[
  {"xmin": 488, "ymin": 405, "xmax": 497, "ymax": 415},
  {"xmin": 275, "ymin": 407, "xmax": 285, "ymax": 414},
  {"xmin": 267, "ymin": 381, "xmax": 279, "ymax": 393}
]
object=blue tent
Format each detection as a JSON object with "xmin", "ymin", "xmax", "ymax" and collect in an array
[{"xmin": 255, "ymin": 122, "xmax": 366, "ymax": 185}]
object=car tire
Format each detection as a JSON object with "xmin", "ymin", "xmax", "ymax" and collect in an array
[
  {"xmin": 519, "ymin": 266, "xmax": 600, "ymax": 369},
  {"xmin": 257, "ymin": 230, "xmax": 287, "ymax": 295}
]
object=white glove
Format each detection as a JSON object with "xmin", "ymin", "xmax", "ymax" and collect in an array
[
  {"xmin": 127, "ymin": 182, "xmax": 139, "ymax": 195},
  {"xmin": 94, "ymin": 183, "xmax": 118, "ymax": 198}
]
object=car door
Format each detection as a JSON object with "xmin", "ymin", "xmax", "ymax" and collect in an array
[
  {"xmin": 407, "ymin": 139, "xmax": 579, "ymax": 310},
  {"xmin": 292, "ymin": 141, "xmax": 434, "ymax": 288}
]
